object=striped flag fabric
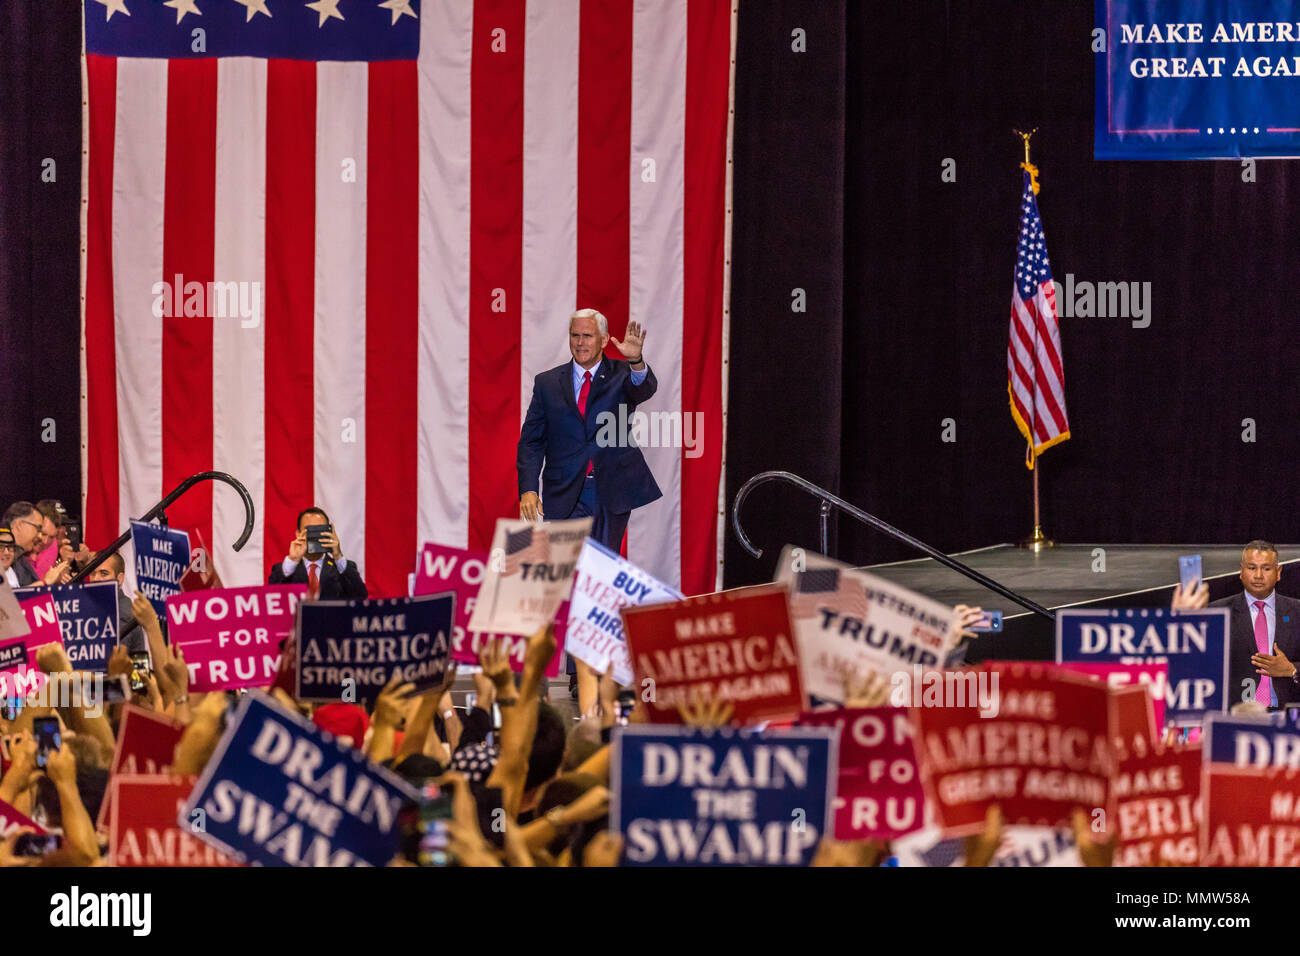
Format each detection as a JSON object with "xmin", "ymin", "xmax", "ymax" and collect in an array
[
  {"xmin": 502, "ymin": 524, "xmax": 549, "ymax": 576},
  {"xmin": 1007, "ymin": 164, "xmax": 1069, "ymax": 468},
  {"xmin": 788, "ymin": 566, "xmax": 869, "ymax": 623},
  {"xmin": 81, "ymin": 0, "xmax": 733, "ymax": 600}
]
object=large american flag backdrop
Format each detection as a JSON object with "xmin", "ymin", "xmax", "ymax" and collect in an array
[{"xmin": 82, "ymin": 0, "xmax": 734, "ymax": 599}]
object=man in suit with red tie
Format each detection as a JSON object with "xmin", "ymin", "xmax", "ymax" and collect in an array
[
  {"xmin": 1210, "ymin": 540, "xmax": 1300, "ymax": 710},
  {"xmin": 267, "ymin": 507, "xmax": 367, "ymax": 600}
]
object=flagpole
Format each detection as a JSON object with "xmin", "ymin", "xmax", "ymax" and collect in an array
[{"xmin": 1014, "ymin": 127, "xmax": 1054, "ymax": 553}]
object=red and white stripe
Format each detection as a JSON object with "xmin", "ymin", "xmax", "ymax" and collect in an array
[
  {"xmin": 82, "ymin": 0, "xmax": 734, "ymax": 598},
  {"xmin": 1008, "ymin": 280, "xmax": 1069, "ymax": 460}
]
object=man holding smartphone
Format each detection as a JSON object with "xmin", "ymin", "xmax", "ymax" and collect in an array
[{"xmin": 267, "ymin": 507, "xmax": 367, "ymax": 599}]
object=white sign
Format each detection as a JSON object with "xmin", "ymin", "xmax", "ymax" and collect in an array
[{"xmin": 467, "ymin": 517, "xmax": 592, "ymax": 636}]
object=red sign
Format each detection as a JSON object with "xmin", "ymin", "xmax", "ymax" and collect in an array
[
  {"xmin": 167, "ymin": 585, "xmax": 306, "ymax": 692},
  {"xmin": 108, "ymin": 775, "xmax": 240, "ymax": 866},
  {"xmin": 97, "ymin": 704, "xmax": 185, "ymax": 829},
  {"xmin": 0, "ymin": 797, "xmax": 46, "ymax": 837},
  {"xmin": 414, "ymin": 542, "xmax": 566, "ymax": 677},
  {"xmin": 911, "ymin": 663, "xmax": 1114, "ymax": 835},
  {"xmin": 1057, "ymin": 660, "xmax": 1167, "ymax": 740},
  {"xmin": 621, "ymin": 584, "xmax": 803, "ymax": 726},
  {"xmin": 1112, "ymin": 743, "xmax": 1200, "ymax": 866},
  {"xmin": 800, "ymin": 707, "xmax": 925, "ymax": 840},
  {"xmin": 1201, "ymin": 765, "xmax": 1300, "ymax": 866}
]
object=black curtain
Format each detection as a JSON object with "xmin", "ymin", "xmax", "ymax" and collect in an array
[
  {"xmin": 0, "ymin": 0, "xmax": 83, "ymax": 513},
  {"xmin": 727, "ymin": 0, "xmax": 1300, "ymax": 587}
]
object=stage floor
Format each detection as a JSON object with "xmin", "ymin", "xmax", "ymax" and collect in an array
[{"xmin": 861, "ymin": 543, "xmax": 1300, "ymax": 660}]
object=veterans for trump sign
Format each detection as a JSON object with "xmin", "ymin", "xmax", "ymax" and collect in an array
[
  {"xmin": 912, "ymin": 663, "xmax": 1114, "ymax": 836},
  {"xmin": 611, "ymin": 725, "xmax": 836, "ymax": 866},
  {"xmin": 799, "ymin": 706, "xmax": 924, "ymax": 841},
  {"xmin": 621, "ymin": 584, "xmax": 804, "ymax": 726},
  {"xmin": 413, "ymin": 542, "xmax": 565, "ymax": 677},
  {"xmin": 130, "ymin": 520, "xmax": 191, "ymax": 616},
  {"xmin": 566, "ymin": 539, "xmax": 682, "ymax": 687},
  {"xmin": 181, "ymin": 692, "xmax": 419, "ymax": 867},
  {"xmin": 467, "ymin": 517, "xmax": 591, "ymax": 636},
  {"xmin": 167, "ymin": 585, "xmax": 306, "ymax": 693},
  {"xmin": 15, "ymin": 582, "xmax": 118, "ymax": 672},
  {"xmin": 296, "ymin": 594, "xmax": 454, "ymax": 703},
  {"xmin": 774, "ymin": 547, "xmax": 956, "ymax": 705},
  {"xmin": 1056, "ymin": 607, "xmax": 1229, "ymax": 726}
]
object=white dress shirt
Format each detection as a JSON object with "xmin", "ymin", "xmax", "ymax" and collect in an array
[{"xmin": 282, "ymin": 554, "xmax": 349, "ymax": 578}]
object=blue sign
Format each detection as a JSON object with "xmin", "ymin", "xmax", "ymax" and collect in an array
[
  {"xmin": 1056, "ymin": 607, "xmax": 1230, "ymax": 725},
  {"xmin": 181, "ymin": 692, "xmax": 418, "ymax": 867},
  {"xmin": 611, "ymin": 725, "xmax": 837, "ymax": 866},
  {"xmin": 1097, "ymin": 0, "xmax": 1300, "ymax": 159},
  {"xmin": 16, "ymin": 582, "xmax": 120, "ymax": 672},
  {"xmin": 296, "ymin": 593, "xmax": 454, "ymax": 703},
  {"xmin": 1204, "ymin": 712, "xmax": 1300, "ymax": 767},
  {"xmin": 130, "ymin": 520, "xmax": 191, "ymax": 617}
]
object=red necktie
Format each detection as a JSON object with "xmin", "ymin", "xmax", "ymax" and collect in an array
[
  {"xmin": 1254, "ymin": 600, "xmax": 1272, "ymax": 706},
  {"xmin": 308, "ymin": 562, "xmax": 320, "ymax": 600},
  {"xmin": 578, "ymin": 371, "xmax": 593, "ymax": 475}
]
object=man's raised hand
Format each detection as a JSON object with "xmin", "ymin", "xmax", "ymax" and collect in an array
[{"xmin": 609, "ymin": 320, "xmax": 646, "ymax": 363}]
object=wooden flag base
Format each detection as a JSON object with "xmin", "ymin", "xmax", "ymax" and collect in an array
[{"xmin": 1017, "ymin": 526, "xmax": 1055, "ymax": 552}]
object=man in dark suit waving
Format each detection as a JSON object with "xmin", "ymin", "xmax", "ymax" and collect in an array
[
  {"xmin": 516, "ymin": 309, "xmax": 662, "ymax": 552},
  {"xmin": 268, "ymin": 507, "xmax": 367, "ymax": 600},
  {"xmin": 1210, "ymin": 540, "xmax": 1300, "ymax": 710}
]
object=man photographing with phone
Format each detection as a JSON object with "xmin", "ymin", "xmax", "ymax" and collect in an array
[{"xmin": 267, "ymin": 507, "xmax": 367, "ymax": 599}]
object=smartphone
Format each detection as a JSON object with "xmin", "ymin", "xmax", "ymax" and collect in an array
[
  {"xmin": 129, "ymin": 651, "xmax": 152, "ymax": 693},
  {"xmin": 0, "ymin": 696, "xmax": 23, "ymax": 722},
  {"xmin": 970, "ymin": 610, "xmax": 1003, "ymax": 633},
  {"xmin": 13, "ymin": 832, "xmax": 61, "ymax": 857},
  {"xmin": 305, "ymin": 524, "xmax": 333, "ymax": 553},
  {"xmin": 1179, "ymin": 555, "xmax": 1203, "ymax": 593},
  {"xmin": 491, "ymin": 701, "xmax": 502, "ymax": 731},
  {"xmin": 65, "ymin": 520, "xmax": 82, "ymax": 555},
  {"xmin": 474, "ymin": 784, "xmax": 506, "ymax": 850},
  {"xmin": 400, "ymin": 782, "xmax": 456, "ymax": 866},
  {"xmin": 33, "ymin": 716, "xmax": 61, "ymax": 769}
]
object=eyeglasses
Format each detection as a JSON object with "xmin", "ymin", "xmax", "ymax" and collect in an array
[
  {"xmin": 16, "ymin": 519, "xmax": 42, "ymax": 534},
  {"xmin": 0, "ymin": 544, "xmax": 14, "ymax": 552}
]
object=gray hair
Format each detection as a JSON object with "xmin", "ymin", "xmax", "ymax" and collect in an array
[{"xmin": 570, "ymin": 308, "xmax": 607, "ymax": 337}]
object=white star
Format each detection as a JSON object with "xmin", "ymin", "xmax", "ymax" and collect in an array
[
  {"xmin": 164, "ymin": 0, "xmax": 202, "ymax": 22},
  {"xmin": 234, "ymin": 0, "xmax": 272, "ymax": 21},
  {"xmin": 378, "ymin": 0, "xmax": 416, "ymax": 24},
  {"xmin": 306, "ymin": 0, "xmax": 344, "ymax": 26},
  {"xmin": 93, "ymin": 0, "xmax": 131, "ymax": 21}
]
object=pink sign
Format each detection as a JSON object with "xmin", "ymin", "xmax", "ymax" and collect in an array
[
  {"xmin": 800, "ymin": 707, "xmax": 925, "ymax": 840},
  {"xmin": 1057, "ymin": 660, "xmax": 1167, "ymax": 737},
  {"xmin": 166, "ymin": 585, "xmax": 306, "ymax": 692},
  {"xmin": 0, "ymin": 595, "xmax": 66, "ymax": 697},
  {"xmin": 414, "ymin": 542, "xmax": 565, "ymax": 677}
]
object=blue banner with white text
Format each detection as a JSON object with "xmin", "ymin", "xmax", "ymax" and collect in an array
[
  {"xmin": 15, "ymin": 581, "xmax": 119, "ymax": 672},
  {"xmin": 1096, "ymin": 0, "xmax": 1300, "ymax": 158}
]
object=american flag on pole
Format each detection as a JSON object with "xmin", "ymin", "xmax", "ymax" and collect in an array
[
  {"xmin": 502, "ymin": 524, "xmax": 549, "ymax": 576},
  {"xmin": 81, "ymin": 0, "xmax": 733, "ymax": 600},
  {"xmin": 1007, "ymin": 165, "xmax": 1069, "ymax": 469},
  {"xmin": 788, "ymin": 567, "xmax": 869, "ymax": 623}
]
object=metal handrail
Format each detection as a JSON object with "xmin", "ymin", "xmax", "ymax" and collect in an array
[
  {"xmin": 70, "ymin": 471, "xmax": 255, "ymax": 583},
  {"xmin": 731, "ymin": 470, "xmax": 1055, "ymax": 620}
]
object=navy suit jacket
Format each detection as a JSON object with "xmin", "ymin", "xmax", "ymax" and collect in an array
[
  {"xmin": 1211, "ymin": 591, "xmax": 1300, "ymax": 709},
  {"xmin": 517, "ymin": 355, "xmax": 663, "ymax": 520},
  {"xmin": 267, "ymin": 556, "xmax": 368, "ymax": 600}
]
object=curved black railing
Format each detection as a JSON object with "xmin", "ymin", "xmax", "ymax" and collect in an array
[
  {"xmin": 730, "ymin": 470, "xmax": 1055, "ymax": 620},
  {"xmin": 70, "ymin": 471, "xmax": 255, "ymax": 583}
]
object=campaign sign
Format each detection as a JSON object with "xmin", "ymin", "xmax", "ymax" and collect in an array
[
  {"xmin": 0, "ymin": 580, "xmax": 31, "ymax": 643},
  {"xmin": 16, "ymin": 582, "xmax": 119, "ymax": 672},
  {"xmin": 1201, "ymin": 762, "xmax": 1300, "ymax": 866},
  {"xmin": 1202, "ymin": 712, "xmax": 1300, "ymax": 767},
  {"xmin": 1113, "ymin": 744, "xmax": 1201, "ymax": 867},
  {"xmin": 799, "ymin": 707, "xmax": 924, "ymax": 840},
  {"xmin": 892, "ymin": 825, "xmax": 1079, "ymax": 868},
  {"xmin": 911, "ymin": 663, "xmax": 1114, "ymax": 836},
  {"xmin": 130, "ymin": 519, "xmax": 191, "ymax": 617},
  {"xmin": 110, "ymin": 775, "xmax": 240, "ymax": 866},
  {"xmin": 467, "ymin": 517, "xmax": 591, "ymax": 636},
  {"xmin": 0, "ymin": 797, "xmax": 46, "ymax": 838},
  {"xmin": 296, "ymin": 594, "xmax": 454, "ymax": 703},
  {"xmin": 181, "ymin": 692, "xmax": 419, "ymax": 866},
  {"xmin": 1056, "ymin": 607, "xmax": 1229, "ymax": 726},
  {"xmin": 622, "ymin": 584, "xmax": 804, "ymax": 726},
  {"xmin": 775, "ymin": 547, "xmax": 955, "ymax": 705},
  {"xmin": 1096, "ymin": 0, "xmax": 1300, "ymax": 160},
  {"xmin": 167, "ymin": 585, "xmax": 306, "ymax": 692},
  {"xmin": 611, "ymin": 725, "xmax": 836, "ymax": 866},
  {"xmin": 1057, "ymin": 660, "xmax": 1167, "ymax": 743},
  {"xmin": 566, "ymin": 538, "xmax": 683, "ymax": 687},
  {"xmin": 413, "ymin": 542, "xmax": 565, "ymax": 677},
  {"xmin": 0, "ymin": 594, "xmax": 65, "ymax": 698},
  {"xmin": 97, "ymin": 704, "xmax": 186, "ymax": 829}
]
